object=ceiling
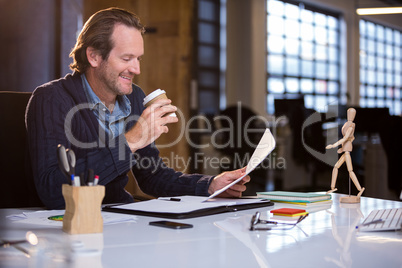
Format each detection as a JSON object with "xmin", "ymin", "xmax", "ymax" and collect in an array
[
  {"xmin": 379, "ymin": 0, "xmax": 402, "ymax": 5},
  {"xmin": 357, "ymin": 0, "xmax": 402, "ymax": 8}
]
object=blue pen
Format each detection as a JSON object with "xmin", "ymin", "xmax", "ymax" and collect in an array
[
  {"xmin": 356, "ymin": 219, "xmax": 384, "ymax": 229},
  {"xmin": 71, "ymin": 174, "xmax": 75, "ymax": 186}
]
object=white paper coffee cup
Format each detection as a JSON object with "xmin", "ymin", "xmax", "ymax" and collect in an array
[{"xmin": 143, "ymin": 89, "xmax": 176, "ymax": 117}]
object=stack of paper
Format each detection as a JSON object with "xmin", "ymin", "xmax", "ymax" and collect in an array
[{"xmin": 257, "ymin": 191, "xmax": 332, "ymax": 209}]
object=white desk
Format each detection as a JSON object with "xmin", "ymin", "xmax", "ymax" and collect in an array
[{"xmin": 1, "ymin": 194, "xmax": 401, "ymax": 268}]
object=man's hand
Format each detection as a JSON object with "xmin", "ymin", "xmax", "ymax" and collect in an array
[
  {"xmin": 125, "ymin": 98, "xmax": 178, "ymax": 152},
  {"xmin": 208, "ymin": 167, "xmax": 250, "ymax": 198}
]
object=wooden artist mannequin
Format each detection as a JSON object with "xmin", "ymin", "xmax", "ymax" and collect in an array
[{"xmin": 326, "ymin": 108, "xmax": 365, "ymax": 203}]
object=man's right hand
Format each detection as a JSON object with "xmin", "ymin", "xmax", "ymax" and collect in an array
[{"xmin": 125, "ymin": 98, "xmax": 178, "ymax": 152}]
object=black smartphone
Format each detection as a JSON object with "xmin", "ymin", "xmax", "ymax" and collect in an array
[{"xmin": 149, "ymin": 220, "xmax": 193, "ymax": 229}]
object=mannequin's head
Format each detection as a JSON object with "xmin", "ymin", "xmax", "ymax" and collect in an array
[{"xmin": 347, "ymin": 108, "xmax": 356, "ymax": 121}]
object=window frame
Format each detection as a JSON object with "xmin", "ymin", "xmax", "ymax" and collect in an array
[
  {"xmin": 194, "ymin": 0, "xmax": 226, "ymax": 115},
  {"xmin": 359, "ymin": 19, "xmax": 402, "ymax": 116},
  {"xmin": 266, "ymin": 0, "xmax": 342, "ymax": 114}
]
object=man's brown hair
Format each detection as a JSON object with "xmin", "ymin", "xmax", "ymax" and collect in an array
[{"xmin": 69, "ymin": 7, "xmax": 145, "ymax": 73}]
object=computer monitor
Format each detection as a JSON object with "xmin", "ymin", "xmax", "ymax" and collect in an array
[
  {"xmin": 351, "ymin": 107, "xmax": 390, "ymax": 134},
  {"xmin": 274, "ymin": 97, "xmax": 305, "ymax": 118}
]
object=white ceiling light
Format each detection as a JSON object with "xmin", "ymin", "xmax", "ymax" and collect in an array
[{"xmin": 356, "ymin": 7, "xmax": 402, "ymax": 15}]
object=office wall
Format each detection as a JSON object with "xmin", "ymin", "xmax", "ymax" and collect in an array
[
  {"xmin": 226, "ymin": 0, "xmax": 267, "ymax": 116},
  {"xmin": 0, "ymin": 0, "xmax": 57, "ymax": 92},
  {"xmin": 135, "ymin": 0, "xmax": 194, "ymax": 171},
  {"xmin": 0, "ymin": 0, "xmax": 82, "ymax": 92}
]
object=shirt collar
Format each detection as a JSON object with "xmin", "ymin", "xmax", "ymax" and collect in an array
[{"xmin": 81, "ymin": 73, "xmax": 131, "ymax": 117}]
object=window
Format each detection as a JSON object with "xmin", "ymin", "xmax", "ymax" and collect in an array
[
  {"xmin": 266, "ymin": 0, "xmax": 341, "ymax": 114},
  {"xmin": 195, "ymin": 0, "xmax": 226, "ymax": 114},
  {"xmin": 190, "ymin": 0, "xmax": 226, "ymax": 173},
  {"xmin": 359, "ymin": 20, "xmax": 402, "ymax": 116}
]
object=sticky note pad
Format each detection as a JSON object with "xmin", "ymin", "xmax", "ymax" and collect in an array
[{"xmin": 271, "ymin": 208, "xmax": 307, "ymax": 217}]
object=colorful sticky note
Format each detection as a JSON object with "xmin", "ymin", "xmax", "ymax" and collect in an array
[{"xmin": 270, "ymin": 208, "xmax": 307, "ymax": 217}]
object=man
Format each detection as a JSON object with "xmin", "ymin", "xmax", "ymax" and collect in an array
[{"xmin": 26, "ymin": 7, "xmax": 249, "ymax": 209}]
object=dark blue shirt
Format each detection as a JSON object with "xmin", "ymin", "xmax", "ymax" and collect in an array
[{"xmin": 26, "ymin": 72, "xmax": 212, "ymax": 209}]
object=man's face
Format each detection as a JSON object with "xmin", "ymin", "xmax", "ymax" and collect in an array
[{"xmin": 95, "ymin": 24, "xmax": 144, "ymax": 96}]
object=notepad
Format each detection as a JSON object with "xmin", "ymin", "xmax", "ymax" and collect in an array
[
  {"xmin": 270, "ymin": 208, "xmax": 307, "ymax": 217},
  {"xmin": 257, "ymin": 191, "xmax": 331, "ymax": 203}
]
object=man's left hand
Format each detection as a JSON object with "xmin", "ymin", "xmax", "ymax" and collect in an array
[{"xmin": 208, "ymin": 167, "xmax": 250, "ymax": 198}]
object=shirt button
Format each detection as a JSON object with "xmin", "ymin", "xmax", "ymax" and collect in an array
[{"xmin": 102, "ymin": 108, "xmax": 107, "ymax": 112}]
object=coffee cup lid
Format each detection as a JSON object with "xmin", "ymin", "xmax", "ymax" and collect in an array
[{"xmin": 143, "ymin": 89, "xmax": 166, "ymax": 106}]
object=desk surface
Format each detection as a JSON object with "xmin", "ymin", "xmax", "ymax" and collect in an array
[{"xmin": 1, "ymin": 193, "xmax": 401, "ymax": 268}]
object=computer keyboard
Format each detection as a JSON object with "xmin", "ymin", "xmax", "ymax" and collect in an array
[{"xmin": 357, "ymin": 208, "xmax": 402, "ymax": 232}]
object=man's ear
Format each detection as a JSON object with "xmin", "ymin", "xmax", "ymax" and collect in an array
[{"xmin": 86, "ymin": 47, "xmax": 102, "ymax": 68}]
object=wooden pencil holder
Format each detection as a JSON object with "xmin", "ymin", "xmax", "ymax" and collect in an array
[{"xmin": 62, "ymin": 184, "xmax": 105, "ymax": 234}]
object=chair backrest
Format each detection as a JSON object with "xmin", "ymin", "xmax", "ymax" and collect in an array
[
  {"xmin": 0, "ymin": 91, "xmax": 43, "ymax": 208},
  {"xmin": 215, "ymin": 105, "xmax": 266, "ymax": 170}
]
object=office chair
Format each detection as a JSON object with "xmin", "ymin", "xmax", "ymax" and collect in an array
[
  {"xmin": 215, "ymin": 105, "xmax": 268, "ymax": 195},
  {"xmin": 0, "ymin": 91, "xmax": 43, "ymax": 208},
  {"xmin": 380, "ymin": 115, "xmax": 402, "ymax": 198},
  {"xmin": 126, "ymin": 170, "xmax": 155, "ymax": 201},
  {"xmin": 352, "ymin": 107, "xmax": 402, "ymax": 199},
  {"xmin": 275, "ymin": 97, "xmax": 328, "ymax": 191}
]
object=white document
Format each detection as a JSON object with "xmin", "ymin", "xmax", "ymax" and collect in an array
[
  {"xmin": 6, "ymin": 210, "xmax": 137, "ymax": 226},
  {"xmin": 204, "ymin": 128, "xmax": 276, "ymax": 201}
]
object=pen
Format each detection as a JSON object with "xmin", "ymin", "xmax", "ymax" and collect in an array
[
  {"xmin": 1, "ymin": 240, "xmax": 31, "ymax": 257},
  {"xmin": 74, "ymin": 175, "xmax": 81, "ymax": 187},
  {"xmin": 94, "ymin": 175, "xmax": 99, "ymax": 186},
  {"xmin": 0, "ymin": 239, "xmax": 27, "ymax": 247},
  {"xmin": 80, "ymin": 172, "xmax": 85, "ymax": 186},
  {"xmin": 159, "ymin": 197, "xmax": 181, "ymax": 202},
  {"xmin": 87, "ymin": 169, "xmax": 94, "ymax": 186},
  {"xmin": 356, "ymin": 218, "xmax": 384, "ymax": 229}
]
